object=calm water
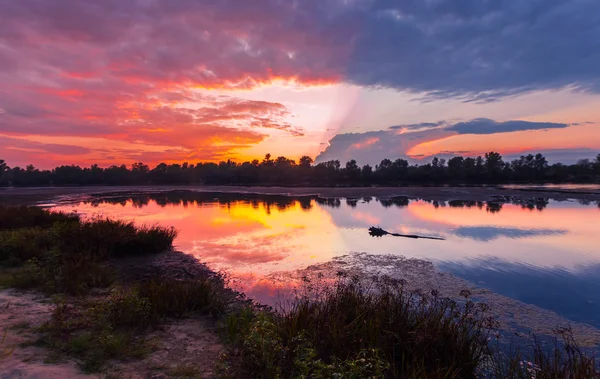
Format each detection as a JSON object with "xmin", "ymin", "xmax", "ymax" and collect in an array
[{"xmin": 52, "ymin": 191, "xmax": 600, "ymax": 329}]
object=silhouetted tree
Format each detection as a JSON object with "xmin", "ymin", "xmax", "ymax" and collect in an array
[{"xmin": 0, "ymin": 151, "xmax": 598, "ymax": 187}]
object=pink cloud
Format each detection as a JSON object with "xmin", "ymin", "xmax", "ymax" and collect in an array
[{"xmin": 0, "ymin": 0, "xmax": 345, "ymax": 166}]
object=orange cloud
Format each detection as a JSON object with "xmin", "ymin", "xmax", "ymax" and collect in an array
[{"xmin": 351, "ymin": 137, "xmax": 380, "ymax": 150}]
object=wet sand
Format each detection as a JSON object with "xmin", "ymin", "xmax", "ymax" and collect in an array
[{"xmin": 1, "ymin": 184, "xmax": 600, "ymax": 205}]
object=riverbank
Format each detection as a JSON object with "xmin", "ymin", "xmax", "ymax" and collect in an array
[
  {"xmin": 0, "ymin": 206, "xmax": 238, "ymax": 377},
  {"xmin": 1, "ymin": 184, "xmax": 600, "ymax": 206},
  {"xmin": 1, "ymin": 206, "xmax": 598, "ymax": 378},
  {"xmin": 0, "ymin": 252, "xmax": 233, "ymax": 378}
]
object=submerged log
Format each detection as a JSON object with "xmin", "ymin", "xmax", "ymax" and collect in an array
[{"xmin": 368, "ymin": 226, "xmax": 445, "ymax": 240}]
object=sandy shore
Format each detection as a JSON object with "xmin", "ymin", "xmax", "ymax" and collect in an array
[{"xmin": 1, "ymin": 184, "xmax": 600, "ymax": 205}]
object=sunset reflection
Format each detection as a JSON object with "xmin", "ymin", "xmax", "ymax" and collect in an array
[{"xmin": 53, "ymin": 192, "xmax": 600, "ymax": 305}]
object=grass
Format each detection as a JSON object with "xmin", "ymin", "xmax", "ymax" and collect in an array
[
  {"xmin": 38, "ymin": 297, "xmax": 151, "ymax": 372},
  {"xmin": 222, "ymin": 275, "xmax": 600, "ymax": 379},
  {"xmin": 38, "ymin": 277, "xmax": 229, "ymax": 372},
  {"xmin": 0, "ymin": 206, "xmax": 177, "ymax": 294},
  {"xmin": 0, "ymin": 206, "xmax": 220, "ymax": 372},
  {"xmin": 490, "ymin": 328, "xmax": 599, "ymax": 379},
  {"xmin": 224, "ymin": 276, "xmax": 495, "ymax": 378}
]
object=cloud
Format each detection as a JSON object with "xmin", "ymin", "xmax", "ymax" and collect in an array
[
  {"xmin": 0, "ymin": 136, "xmax": 94, "ymax": 167},
  {"xmin": 2, "ymin": 0, "xmax": 600, "ymax": 103},
  {"xmin": 2, "ymin": 0, "xmax": 600, "ymax": 166},
  {"xmin": 316, "ymin": 118, "xmax": 589, "ymax": 165},
  {"xmin": 316, "ymin": 127, "xmax": 454, "ymax": 165},
  {"xmin": 446, "ymin": 119, "xmax": 568, "ymax": 135},
  {"xmin": 346, "ymin": 0, "xmax": 600, "ymax": 100},
  {"xmin": 0, "ymin": 136, "xmax": 91, "ymax": 155}
]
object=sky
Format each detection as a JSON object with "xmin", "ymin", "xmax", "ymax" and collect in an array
[{"xmin": 1, "ymin": 0, "xmax": 599, "ymax": 168}]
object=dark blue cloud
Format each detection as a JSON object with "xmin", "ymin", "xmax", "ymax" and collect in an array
[
  {"xmin": 344, "ymin": 0, "xmax": 600, "ymax": 100},
  {"xmin": 447, "ymin": 118, "xmax": 568, "ymax": 135}
]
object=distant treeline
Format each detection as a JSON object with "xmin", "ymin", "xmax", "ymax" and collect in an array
[{"xmin": 1, "ymin": 152, "xmax": 599, "ymax": 186}]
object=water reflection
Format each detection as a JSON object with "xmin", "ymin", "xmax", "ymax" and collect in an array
[
  {"xmin": 53, "ymin": 190, "xmax": 600, "ymax": 328},
  {"xmin": 452, "ymin": 226, "xmax": 566, "ymax": 241},
  {"xmin": 82, "ymin": 191, "xmax": 561, "ymax": 212},
  {"xmin": 438, "ymin": 259, "xmax": 600, "ymax": 328}
]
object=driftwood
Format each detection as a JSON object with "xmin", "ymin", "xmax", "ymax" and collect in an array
[{"xmin": 368, "ymin": 226, "xmax": 445, "ymax": 240}]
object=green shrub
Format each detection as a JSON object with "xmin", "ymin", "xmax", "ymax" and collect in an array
[
  {"xmin": 0, "ymin": 228, "xmax": 53, "ymax": 265},
  {"xmin": 12, "ymin": 251, "xmax": 113, "ymax": 295},
  {"xmin": 40, "ymin": 296, "xmax": 150, "ymax": 372},
  {"xmin": 89, "ymin": 289, "xmax": 154, "ymax": 330}
]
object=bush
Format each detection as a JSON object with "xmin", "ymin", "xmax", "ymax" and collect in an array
[
  {"xmin": 0, "ymin": 228, "xmax": 53, "ymax": 265},
  {"xmin": 39, "ymin": 278, "xmax": 228, "ymax": 372},
  {"xmin": 12, "ymin": 251, "xmax": 114, "ymax": 295},
  {"xmin": 224, "ymin": 277, "xmax": 600, "ymax": 379}
]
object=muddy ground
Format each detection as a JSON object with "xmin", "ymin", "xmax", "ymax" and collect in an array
[{"xmin": 1, "ymin": 184, "xmax": 600, "ymax": 206}]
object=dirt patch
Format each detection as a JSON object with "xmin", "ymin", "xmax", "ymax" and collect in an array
[
  {"xmin": 112, "ymin": 251, "xmax": 216, "ymax": 284},
  {"xmin": 0, "ymin": 289, "xmax": 92, "ymax": 378},
  {"xmin": 110, "ymin": 317, "xmax": 223, "ymax": 379}
]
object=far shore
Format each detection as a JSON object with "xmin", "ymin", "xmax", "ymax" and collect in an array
[{"xmin": 1, "ymin": 184, "xmax": 600, "ymax": 204}]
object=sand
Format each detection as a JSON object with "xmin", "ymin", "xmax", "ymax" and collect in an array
[{"xmin": 0, "ymin": 289, "xmax": 91, "ymax": 379}]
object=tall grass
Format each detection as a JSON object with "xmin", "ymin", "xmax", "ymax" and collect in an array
[
  {"xmin": 51, "ymin": 218, "xmax": 177, "ymax": 261},
  {"xmin": 489, "ymin": 328, "xmax": 599, "ymax": 378},
  {"xmin": 224, "ymin": 276, "xmax": 600, "ymax": 379},
  {"xmin": 0, "ymin": 206, "xmax": 177, "ymax": 294},
  {"xmin": 225, "ymin": 276, "xmax": 496, "ymax": 378}
]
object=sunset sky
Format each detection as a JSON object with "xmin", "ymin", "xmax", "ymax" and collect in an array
[{"xmin": 1, "ymin": 0, "xmax": 599, "ymax": 168}]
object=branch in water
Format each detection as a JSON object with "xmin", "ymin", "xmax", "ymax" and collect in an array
[{"xmin": 368, "ymin": 227, "xmax": 445, "ymax": 240}]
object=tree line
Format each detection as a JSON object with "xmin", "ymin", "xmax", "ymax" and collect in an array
[{"xmin": 1, "ymin": 152, "xmax": 599, "ymax": 187}]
